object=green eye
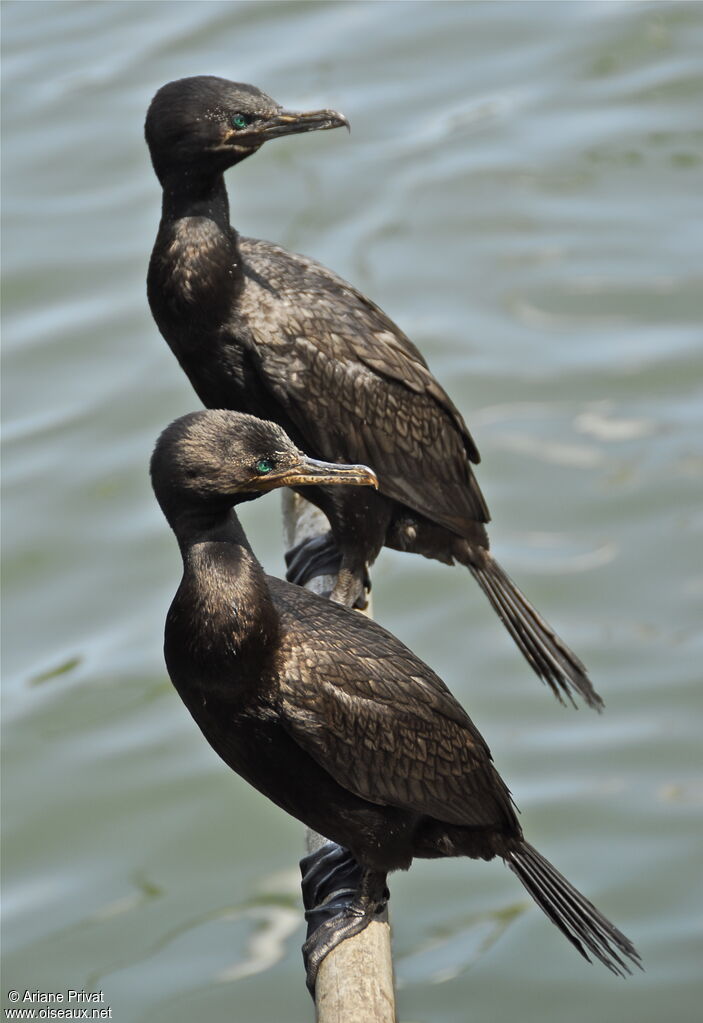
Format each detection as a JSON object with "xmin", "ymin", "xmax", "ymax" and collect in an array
[
  {"xmin": 231, "ymin": 113, "xmax": 252, "ymax": 130},
  {"xmin": 255, "ymin": 458, "xmax": 274, "ymax": 475}
]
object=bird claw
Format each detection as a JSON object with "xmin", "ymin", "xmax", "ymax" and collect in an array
[{"xmin": 299, "ymin": 842, "xmax": 388, "ymax": 996}]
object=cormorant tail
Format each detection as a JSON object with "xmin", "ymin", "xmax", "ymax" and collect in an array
[
  {"xmin": 505, "ymin": 841, "xmax": 641, "ymax": 977},
  {"xmin": 468, "ymin": 555, "xmax": 603, "ymax": 711}
]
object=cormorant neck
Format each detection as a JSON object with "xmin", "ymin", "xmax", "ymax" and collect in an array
[
  {"xmin": 168, "ymin": 503, "xmax": 280, "ymax": 672},
  {"xmin": 170, "ymin": 503, "xmax": 251, "ymax": 554},
  {"xmin": 149, "ymin": 169, "xmax": 242, "ymax": 325},
  {"xmin": 160, "ymin": 170, "xmax": 231, "ymax": 231}
]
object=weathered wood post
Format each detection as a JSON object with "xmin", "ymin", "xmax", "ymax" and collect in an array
[{"xmin": 282, "ymin": 490, "xmax": 397, "ymax": 1023}]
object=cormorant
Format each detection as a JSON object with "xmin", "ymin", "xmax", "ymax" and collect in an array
[
  {"xmin": 145, "ymin": 75, "xmax": 602, "ymax": 711},
  {"xmin": 150, "ymin": 409, "xmax": 639, "ymax": 990}
]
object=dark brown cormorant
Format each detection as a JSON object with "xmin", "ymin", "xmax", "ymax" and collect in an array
[
  {"xmin": 150, "ymin": 409, "xmax": 639, "ymax": 990},
  {"xmin": 145, "ymin": 75, "xmax": 602, "ymax": 711}
]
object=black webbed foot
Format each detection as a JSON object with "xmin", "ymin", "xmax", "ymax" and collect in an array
[
  {"xmin": 300, "ymin": 842, "xmax": 388, "ymax": 995},
  {"xmin": 286, "ymin": 534, "xmax": 371, "ymax": 609},
  {"xmin": 285, "ymin": 532, "xmax": 341, "ymax": 590}
]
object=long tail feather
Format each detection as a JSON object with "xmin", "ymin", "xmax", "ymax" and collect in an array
[
  {"xmin": 505, "ymin": 841, "xmax": 641, "ymax": 977},
  {"xmin": 468, "ymin": 555, "xmax": 603, "ymax": 710}
]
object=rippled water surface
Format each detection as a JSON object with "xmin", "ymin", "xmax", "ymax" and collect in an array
[{"xmin": 3, "ymin": 2, "xmax": 702, "ymax": 1021}]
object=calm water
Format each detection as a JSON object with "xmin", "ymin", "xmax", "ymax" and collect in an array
[{"xmin": 3, "ymin": 2, "xmax": 702, "ymax": 1020}]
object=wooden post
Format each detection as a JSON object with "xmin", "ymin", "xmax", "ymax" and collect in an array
[{"xmin": 282, "ymin": 490, "xmax": 397, "ymax": 1023}]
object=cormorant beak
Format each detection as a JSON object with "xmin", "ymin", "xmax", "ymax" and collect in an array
[
  {"xmin": 255, "ymin": 455, "xmax": 377, "ymax": 492},
  {"xmin": 227, "ymin": 108, "xmax": 350, "ymax": 147},
  {"xmin": 264, "ymin": 108, "xmax": 350, "ymax": 139}
]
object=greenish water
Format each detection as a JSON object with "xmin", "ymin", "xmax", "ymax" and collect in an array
[{"xmin": 2, "ymin": 2, "xmax": 702, "ymax": 1020}]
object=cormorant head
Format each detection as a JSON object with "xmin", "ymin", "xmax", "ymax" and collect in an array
[
  {"xmin": 151, "ymin": 410, "xmax": 377, "ymax": 526},
  {"xmin": 145, "ymin": 76, "xmax": 348, "ymax": 185}
]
